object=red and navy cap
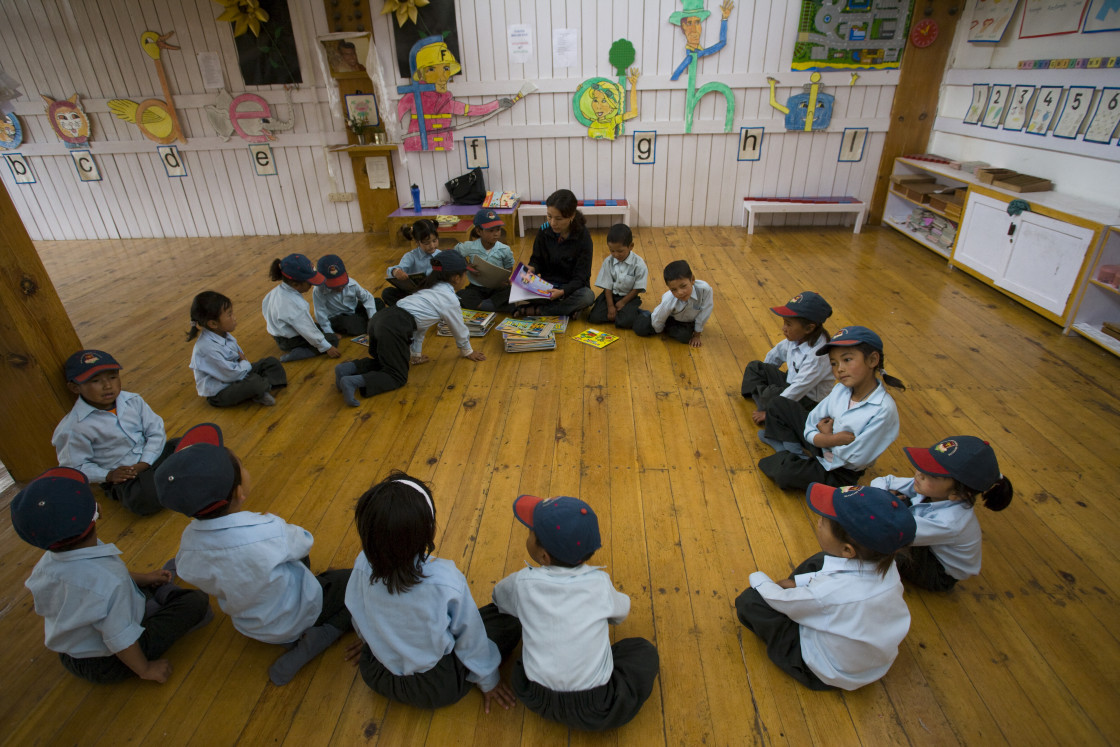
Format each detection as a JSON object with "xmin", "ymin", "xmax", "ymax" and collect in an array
[
  {"xmin": 280, "ymin": 253, "xmax": 325, "ymax": 285},
  {"xmin": 770, "ymin": 291, "xmax": 833, "ymax": 325},
  {"xmin": 11, "ymin": 467, "xmax": 98, "ymax": 550},
  {"xmin": 513, "ymin": 494, "xmax": 602, "ymax": 566},
  {"xmin": 156, "ymin": 423, "xmax": 237, "ymax": 518},
  {"xmin": 815, "ymin": 325, "xmax": 883, "ymax": 355},
  {"xmin": 64, "ymin": 349, "xmax": 121, "ymax": 383},
  {"xmin": 904, "ymin": 436, "xmax": 1000, "ymax": 492},
  {"xmin": 806, "ymin": 483, "xmax": 915, "ymax": 554},
  {"xmin": 316, "ymin": 254, "xmax": 349, "ymax": 288},
  {"xmin": 473, "ymin": 209, "xmax": 503, "ymax": 229}
]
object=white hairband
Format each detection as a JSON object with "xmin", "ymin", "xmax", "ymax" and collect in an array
[{"xmin": 394, "ymin": 479, "xmax": 434, "ymax": 516}]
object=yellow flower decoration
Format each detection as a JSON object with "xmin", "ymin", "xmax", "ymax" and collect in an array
[
  {"xmin": 214, "ymin": 0, "xmax": 270, "ymax": 37},
  {"xmin": 381, "ymin": 0, "xmax": 430, "ymax": 28}
]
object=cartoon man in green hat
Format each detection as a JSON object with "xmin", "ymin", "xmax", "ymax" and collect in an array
[{"xmin": 670, "ymin": 0, "xmax": 734, "ymax": 82}]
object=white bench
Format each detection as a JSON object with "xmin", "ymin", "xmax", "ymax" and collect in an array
[
  {"xmin": 742, "ymin": 196, "xmax": 865, "ymax": 235},
  {"xmin": 518, "ymin": 199, "xmax": 630, "ymax": 237}
]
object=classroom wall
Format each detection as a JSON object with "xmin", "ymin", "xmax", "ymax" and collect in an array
[
  {"xmin": 928, "ymin": 2, "xmax": 1120, "ymax": 203},
  {"xmin": 0, "ymin": 0, "xmax": 902, "ymax": 238}
]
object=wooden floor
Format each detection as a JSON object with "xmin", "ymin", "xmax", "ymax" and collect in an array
[{"xmin": 2, "ymin": 224, "xmax": 1119, "ymax": 746}]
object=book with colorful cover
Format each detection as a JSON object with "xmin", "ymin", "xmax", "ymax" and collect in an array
[
  {"xmin": 508, "ymin": 263, "xmax": 553, "ymax": 304},
  {"xmin": 521, "ymin": 315, "xmax": 569, "ymax": 333},
  {"xmin": 494, "ymin": 318, "xmax": 555, "ymax": 338},
  {"xmin": 436, "ymin": 309, "xmax": 497, "ymax": 337},
  {"xmin": 502, "ymin": 331, "xmax": 556, "ymax": 352},
  {"xmin": 351, "ymin": 334, "xmax": 370, "ymax": 346},
  {"xmin": 572, "ymin": 328, "xmax": 620, "ymax": 348}
]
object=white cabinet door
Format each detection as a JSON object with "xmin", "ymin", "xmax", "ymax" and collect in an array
[
  {"xmin": 996, "ymin": 211, "xmax": 1094, "ymax": 316},
  {"xmin": 953, "ymin": 192, "xmax": 1016, "ymax": 281}
]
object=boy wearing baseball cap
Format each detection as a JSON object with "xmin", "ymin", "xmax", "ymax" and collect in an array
[
  {"xmin": 455, "ymin": 208, "xmax": 514, "ymax": 312},
  {"xmin": 263, "ymin": 253, "xmax": 341, "ymax": 362},
  {"xmin": 492, "ymin": 495, "xmax": 659, "ymax": 731},
  {"xmin": 52, "ymin": 349, "xmax": 174, "ymax": 516},
  {"xmin": 312, "ymin": 254, "xmax": 380, "ymax": 336},
  {"xmin": 735, "ymin": 484, "xmax": 916, "ymax": 691},
  {"xmin": 12, "ymin": 467, "xmax": 211, "ymax": 684},
  {"xmin": 155, "ymin": 423, "xmax": 353, "ymax": 686}
]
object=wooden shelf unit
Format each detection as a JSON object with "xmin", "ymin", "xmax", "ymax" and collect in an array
[{"xmin": 1066, "ymin": 226, "xmax": 1120, "ymax": 357}]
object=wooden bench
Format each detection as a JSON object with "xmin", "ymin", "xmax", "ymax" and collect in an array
[
  {"xmin": 517, "ymin": 199, "xmax": 630, "ymax": 237},
  {"xmin": 386, "ymin": 202, "xmax": 519, "ymax": 246},
  {"xmin": 742, "ymin": 196, "xmax": 865, "ymax": 234}
]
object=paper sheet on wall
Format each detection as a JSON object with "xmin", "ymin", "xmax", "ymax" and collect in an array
[
  {"xmin": 509, "ymin": 25, "xmax": 532, "ymax": 64},
  {"xmin": 197, "ymin": 52, "xmax": 225, "ymax": 89},
  {"xmin": 966, "ymin": 0, "xmax": 1020, "ymax": 43},
  {"xmin": 366, "ymin": 156, "xmax": 390, "ymax": 189},
  {"xmin": 1019, "ymin": 0, "xmax": 1089, "ymax": 38},
  {"xmin": 552, "ymin": 29, "xmax": 577, "ymax": 68}
]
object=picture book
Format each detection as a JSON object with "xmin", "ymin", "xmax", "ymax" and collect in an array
[
  {"xmin": 464, "ymin": 253, "xmax": 512, "ymax": 289},
  {"xmin": 502, "ymin": 331, "xmax": 556, "ymax": 352},
  {"xmin": 572, "ymin": 328, "xmax": 620, "ymax": 348},
  {"xmin": 351, "ymin": 334, "xmax": 369, "ymax": 346},
  {"xmin": 436, "ymin": 309, "xmax": 498, "ymax": 337},
  {"xmin": 494, "ymin": 318, "xmax": 555, "ymax": 338},
  {"xmin": 385, "ymin": 272, "xmax": 426, "ymax": 292},
  {"xmin": 508, "ymin": 263, "xmax": 553, "ymax": 303},
  {"xmin": 521, "ymin": 315, "xmax": 569, "ymax": 333}
]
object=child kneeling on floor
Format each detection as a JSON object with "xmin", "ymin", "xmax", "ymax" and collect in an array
[
  {"xmin": 494, "ymin": 494, "xmax": 660, "ymax": 731},
  {"xmin": 735, "ymin": 484, "xmax": 915, "ymax": 691}
]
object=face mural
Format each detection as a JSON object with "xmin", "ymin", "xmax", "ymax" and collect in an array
[{"xmin": 42, "ymin": 94, "xmax": 91, "ymax": 148}]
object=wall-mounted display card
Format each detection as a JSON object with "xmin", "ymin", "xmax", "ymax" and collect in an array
[
  {"xmin": 3, "ymin": 152, "xmax": 35, "ymax": 184},
  {"xmin": 838, "ymin": 127, "xmax": 867, "ymax": 162},
  {"xmin": 737, "ymin": 128, "xmax": 763, "ymax": 161},
  {"xmin": 1083, "ymin": 88, "xmax": 1120, "ymax": 143},
  {"xmin": 968, "ymin": 0, "xmax": 1020, "ymax": 43},
  {"xmin": 249, "ymin": 143, "xmax": 277, "ymax": 176},
  {"xmin": 1083, "ymin": 0, "xmax": 1120, "ymax": 32},
  {"xmin": 964, "ymin": 84, "xmax": 990, "ymax": 124},
  {"xmin": 508, "ymin": 24, "xmax": 532, "ymax": 64},
  {"xmin": 553, "ymin": 29, "xmax": 577, "ymax": 68},
  {"xmin": 1002, "ymin": 85, "xmax": 1035, "ymax": 131},
  {"xmin": 1053, "ymin": 86, "xmax": 1095, "ymax": 138},
  {"xmin": 633, "ymin": 131, "xmax": 656, "ymax": 164},
  {"xmin": 982, "ymin": 85, "xmax": 1011, "ymax": 127},
  {"xmin": 70, "ymin": 149, "xmax": 101, "ymax": 181},
  {"xmin": 1019, "ymin": 0, "xmax": 1089, "ymax": 38},
  {"xmin": 1026, "ymin": 86, "xmax": 1062, "ymax": 134},
  {"xmin": 157, "ymin": 145, "xmax": 187, "ymax": 177}
]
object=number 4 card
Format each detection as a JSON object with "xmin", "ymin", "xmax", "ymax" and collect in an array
[
  {"xmin": 1053, "ymin": 86, "xmax": 1095, "ymax": 138},
  {"xmin": 1083, "ymin": 88, "xmax": 1120, "ymax": 143},
  {"xmin": 1026, "ymin": 86, "xmax": 1062, "ymax": 134}
]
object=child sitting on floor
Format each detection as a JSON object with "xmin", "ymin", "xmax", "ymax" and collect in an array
[
  {"xmin": 633, "ymin": 259, "xmax": 713, "ymax": 347},
  {"xmin": 12, "ymin": 466, "xmax": 211, "ymax": 684},
  {"xmin": 587, "ymin": 223, "xmax": 648, "ymax": 330},
  {"xmin": 312, "ymin": 254, "xmax": 380, "ymax": 336},
  {"xmin": 735, "ymin": 483, "xmax": 916, "ymax": 691},
  {"xmin": 455, "ymin": 209, "xmax": 514, "ymax": 312},
  {"xmin": 383, "ymin": 219, "xmax": 440, "ymax": 307},
  {"xmin": 493, "ymin": 494, "xmax": 660, "ymax": 731},
  {"xmin": 262, "ymin": 254, "xmax": 341, "ymax": 362}
]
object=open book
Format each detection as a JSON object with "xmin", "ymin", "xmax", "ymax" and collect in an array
[
  {"xmin": 465, "ymin": 254, "xmax": 513, "ymax": 289},
  {"xmin": 385, "ymin": 271, "xmax": 426, "ymax": 292},
  {"xmin": 508, "ymin": 263, "xmax": 553, "ymax": 304}
]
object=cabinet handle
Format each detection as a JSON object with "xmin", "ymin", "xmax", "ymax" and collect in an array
[{"xmin": 1007, "ymin": 224, "xmax": 1016, "ymax": 237}]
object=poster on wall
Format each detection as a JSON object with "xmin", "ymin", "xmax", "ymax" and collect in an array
[
  {"xmin": 1052, "ymin": 86, "xmax": 1095, "ymax": 138},
  {"xmin": 981, "ymin": 84, "xmax": 1011, "ymax": 127},
  {"xmin": 963, "ymin": 84, "xmax": 989, "ymax": 124},
  {"xmin": 1083, "ymin": 0, "xmax": 1120, "ymax": 32},
  {"xmin": 967, "ymin": 0, "xmax": 1020, "ymax": 43},
  {"xmin": 1019, "ymin": 0, "xmax": 1089, "ymax": 38},
  {"xmin": 791, "ymin": 0, "xmax": 913, "ymax": 71},
  {"xmin": 1026, "ymin": 86, "xmax": 1062, "ymax": 134},
  {"xmin": 1083, "ymin": 88, "xmax": 1120, "ymax": 143},
  {"xmin": 1002, "ymin": 85, "xmax": 1034, "ymax": 131},
  {"xmin": 389, "ymin": 0, "xmax": 459, "ymax": 78},
  {"xmin": 221, "ymin": 0, "xmax": 302, "ymax": 85}
]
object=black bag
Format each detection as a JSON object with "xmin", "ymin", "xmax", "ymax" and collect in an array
[{"xmin": 445, "ymin": 168, "xmax": 486, "ymax": 205}]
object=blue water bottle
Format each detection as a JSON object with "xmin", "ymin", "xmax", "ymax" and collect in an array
[{"xmin": 410, "ymin": 184, "xmax": 421, "ymax": 213}]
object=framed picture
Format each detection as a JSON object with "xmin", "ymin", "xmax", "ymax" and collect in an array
[
  {"xmin": 344, "ymin": 93, "xmax": 380, "ymax": 128},
  {"xmin": 964, "ymin": 84, "xmax": 989, "ymax": 124},
  {"xmin": 1003, "ymin": 85, "xmax": 1035, "ymax": 131},
  {"xmin": 1026, "ymin": 86, "xmax": 1062, "ymax": 135},
  {"xmin": 981, "ymin": 85, "xmax": 1011, "ymax": 128},
  {"xmin": 1053, "ymin": 86, "xmax": 1095, "ymax": 138},
  {"xmin": 1083, "ymin": 87, "xmax": 1120, "ymax": 143},
  {"xmin": 837, "ymin": 127, "xmax": 867, "ymax": 162},
  {"xmin": 321, "ymin": 36, "xmax": 371, "ymax": 76},
  {"xmin": 736, "ymin": 127, "xmax": 762, "ymax": 162}
]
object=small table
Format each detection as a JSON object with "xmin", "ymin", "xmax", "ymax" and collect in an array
[
  {"xmin": 741, "ymin": 196, "xmax": 865, "ymax": 234},
  {"xmin": 386, "ymin": 202, "xmax": 520, "ymax": 246}
]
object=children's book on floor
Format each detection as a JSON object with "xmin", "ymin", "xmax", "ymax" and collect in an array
[
  {"xmin": 351, "ymin": 334, "xmax": 369, "ymax": 346},
  {"xmin": 437, "ymin": 309, "xmax": 498, "ymax": 337},
  {"xmin": 522, "ymin": 315, "xmax": 569, "ymax": 333},
  {"xmin": 508, "ymin": 263, "xmax": 553, "ymax": 304},
  {"xmin": 495, "ymin": 318, "xmax": 555, "ymax": 338},
  {"xmin": 503, "ymin": 330, "xmax": 557, "ymax": 352},
  {"xmin": 572, "ymin": 328, "xmax": 620, "ymax": 348}
]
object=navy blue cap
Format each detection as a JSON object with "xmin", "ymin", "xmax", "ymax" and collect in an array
[
  {"xmin": 156, "ymin": 423, "xmax": 237, "ymax": 518},
  {"xmin": 806, "ymin": 483, "xmax": 916, "ymax": 554},
  {"xmin": 316, "ymin": 254, "xmax": 349, "ymax": 288},
  {"xmin": 280, "ymin": 254, "xmax": 325, "ymax": 285},
  {"xmin": 770, "ymin": 291, "xmax": 833, "ymax": 325},
  {"xmin": 513, "ymin": 495, "xmax": 602, "ymax": 566},
  {"xmin": 816, "ymin": 325, "xmax": 883, "ymax": 355},
  {"xmin": 473, "ymin": 209, "xmax": 503, "ymax": 229},
  {"xmin": 431, "ymin": 250, "xmax": 467, "ymax": 274},
  {"xmin": 11, "ymin": 467, "xmax": 98, "ymax": 550},
  {"xmin": 905, "ymin": 436, "xmax": 1001, "ymax": 492},
  {"xmin": 64, "ymin": 349, "xmax": 121, "ymax": 383}
]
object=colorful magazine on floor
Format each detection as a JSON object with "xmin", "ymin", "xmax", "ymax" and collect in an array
[
  {"xmin": 508, "ymin": 263, "xmax": 553, "ymax": 304},
  {"xmin": 351, "ymin": 334, "xmax": 369, "ymax": 346},
  {"xmin": 436, "ymin": 309, "xmax": 497, "ymax": 337},
  {"xmin": 521, "ymin": 315, "xmax": 569, "ymax": 333},
  {"xmin": 572, "ymin": 328, "xmax": 620, "ymax": 348},
  {"xmin": 494, "ymin": 318, "xmax": 555, "ymax": 338},
  {"xmin": 502, "ymin": 331, "xmax": 556, "ymax": 352}
]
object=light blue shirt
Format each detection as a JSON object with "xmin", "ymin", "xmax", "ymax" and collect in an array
[
  {"xmin": 345, "ymin": 552, "xmax": 502, "ymax": 691},
  {"xmin": 804, "ymin": 381, "xmax": 899, "ymax": 472},
  {"xmin": 398, "ymin": 282, "xmax": 473, "ymax": 357},
  {"xmin": 387, "ymin": 247, "xmax": 436, "ymax": 277},
  {"xmin": 594, "ymin": 251, "xmax": 649, "ymax": 295},
  {"xmin": 493, "ymin": 563, "xmax": 630, "ymax": 692},
  {"xmin": 190, "ymin": 329, "xmax": 252, "ymax": 397},
  {"xmin": 25, "ymin": 541, "xmax": 146, "ymax": 658},
  {"xmin": 763, "ymin": 336, "xmax": 834, "ymax": 403},
  {"xmin": 52, "ymin": 390, "xmax": 167, "ymax": 484},
  {"xmin": 262, "ymin": 283, "xmax": 332, "ymax": 352},
  {"xmin": 312, "ymin": 278, "xmax": 378, "ymax": 334},
  {"xmin": 175, "ymin": 512, "xmax": 322, "ymax": 645},
  {"xmin": 750, "ymin": 555, "xmax": 909, "ymax": 690},
  {"xmin": 455, "ymin": 238, "xmax": 514, "ymax": 288},
  {"xmin": 649, "ymin": 278, "xmax": 714, "ymax": 333},
  {"xmin": 869, "ymin": 475, "xmax": 982, "ymax": 580}
]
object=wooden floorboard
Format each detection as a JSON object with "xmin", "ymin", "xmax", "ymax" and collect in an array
[{"xmin": 1, "ymin": 224, "xmax": 1118, "ymax": 746}]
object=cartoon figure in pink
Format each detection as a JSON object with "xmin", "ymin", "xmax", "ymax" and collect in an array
[{"xmin": 396, "ymin": 36, "xmax": 512, "ymax": 151}]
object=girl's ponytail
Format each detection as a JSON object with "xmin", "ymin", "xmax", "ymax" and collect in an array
[
  {"xmin": 267, "ymin": 258, "xmax": 283, "ymax": 282},
  {"xmin": 981, "ymin": 475, "xmax": 1014, "ymax": 511}
]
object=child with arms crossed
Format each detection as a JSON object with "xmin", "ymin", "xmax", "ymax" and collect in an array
[
  {"xmin": 188, "ymin": 291, "xmax": 287, "ymax": 407},
  {"xmin": 494, "ymin": 494, "xmax": 660, "ymax": 731},
  {"xmin": 343, "ymin": 472, "xmax": 522, "ymax": 710},
  {"xmin": 633, "ymin": 259, "xmax": 713, "ymax": 347},
  {"xmin": 588, "ymin": 223, "xmax": 648, "ymax": 329},
  {"xmin": 872, "ymin": 436, "xmax": 1013, "ymax": 591},
  {"xmin": 758, "ymin": 326, "xmax": 904, "ymax": 491},
  {"xmin": 735, "ymin": 484, "xmax": 916, "ymax": 690}
]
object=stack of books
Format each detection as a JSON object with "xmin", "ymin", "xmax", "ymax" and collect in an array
[
  {"xmin": 495, "ymin": 318, "xmax": 557, "ymax": 352},
  {"xmin": 437, "ymin": 309, "xmax": 497, "ymax": 337}
]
